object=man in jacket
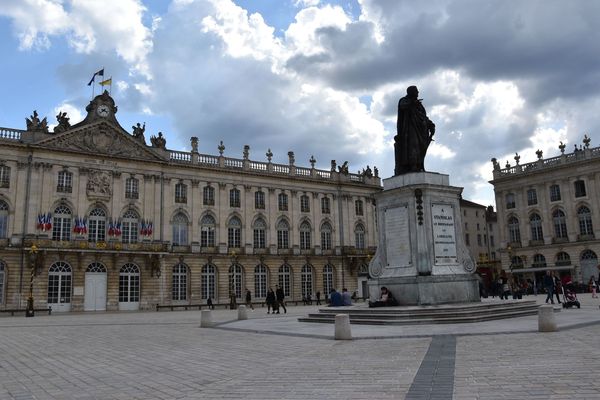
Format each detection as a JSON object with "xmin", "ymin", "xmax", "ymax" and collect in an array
[{"xmin": 275, "ymin": 285, "xmax": 287, "ymax": 314}]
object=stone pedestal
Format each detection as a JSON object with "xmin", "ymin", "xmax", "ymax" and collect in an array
[
  {"xmin": 237, "ymin": 305, "xmax": 248, "ymax": 320},
  {"xmin": 368, "ymin": 172, "xmax": 479, "ymax": 305},
  {"xmin": 334, "ymin": 314, "xmax": 352, "ymax": 340},
  {"xmin": 200, "ymin": 310, "xmax": 213, "ymax": 327},
  {"xmin": 538, "ymin": 305, "xmax": 556, "ymax": 332}
]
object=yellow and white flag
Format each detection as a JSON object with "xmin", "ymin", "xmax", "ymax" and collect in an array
[{"xmin": 99, "ymin": 77, "xmax": 112, "ymax": 86}]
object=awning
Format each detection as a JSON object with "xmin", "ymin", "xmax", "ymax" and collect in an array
[{"xmin": 510, "ymin": 265, "xmax": 576, "ymax": 273}]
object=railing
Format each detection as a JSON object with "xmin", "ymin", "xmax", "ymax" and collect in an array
[
  {"xmin": 170, "ymin": 151, "xmax": 191, "ymax": 162},
  {"xmin": 198, "ymin": 154, "xmax": 219, "ymax": 166},
  {"xmin": 272, "ymin": 164, "xmax": 289, "ymax": 174},
  {"xmin": 249, "ymin": 161, "xmax": 267, "ymax": 171},
  {"xmin": 316, "ymin": 170, "xmax": 331, "ymax": 179},
  {"xmin": 0, "ymin": 127, "xmax": 23, "ymax": 140},
  {"xmin": 296, "ymin": 167, "xmax": 311, "ymax": 176},
  {"xmin": 224, "ymin": 158, "xmax": 243, "ymax": 169}
]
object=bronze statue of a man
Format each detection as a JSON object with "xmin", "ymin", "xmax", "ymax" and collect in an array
[{"xmin": 394, "ymin": 86, "xmax": 435, "ymax": 175}]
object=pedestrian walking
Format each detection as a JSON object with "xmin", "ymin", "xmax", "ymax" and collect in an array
[
  {"xmin": 543, "ymin": 270, "xmax": 554, "ymax": 304},
  {"xmin": 553, "ymin": 272, "xmax": 562, "ymax": 304},
  {"xmin": 315, "ymin": 291, "xmax": 321, "ymax": 305},
  {"xmin": 275, "ymin": 285, "xmax": 287, "ymax": 314},
  {"xmin": 589, "ymin": 276, "xmax": 598, "ymax": 298},
  {"xmin": 266, "ymin": 288, "xmax": 276, "ymax": 314},
  {"xmin": 207, "ymin": 296, "xmax": 214, "ymax": 310},
  {"xmin": 245, "ymin": 288, "xmax": 254, "ymax": 310}
]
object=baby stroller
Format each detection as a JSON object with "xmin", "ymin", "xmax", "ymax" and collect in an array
[{"xmin": 562, "ymin": 282, "xmax": 581, "ymax": 309}]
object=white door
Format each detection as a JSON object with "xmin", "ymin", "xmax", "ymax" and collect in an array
[
  {"xmin": 48, "ymin": 262, "xmax": 72, "ymax": 312},
  {"xmin": 84, "ymin": 273, "xmax": 107, "ymax": 311}
]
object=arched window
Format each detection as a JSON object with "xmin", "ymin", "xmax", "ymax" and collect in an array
[
  {"xmin": 300, "ymin": 195, "xmax": 310, "ymax": 213},
  {"xmin": 229, "ymin": 264, "xmax": 243, "ymax": 298},
  {"xmin": 201, "ymin": 264, "xmax": 216, "ymax": 300},
  {"xmin": 254, "ymin": 264, "xmax": 268, "ymax": 298},
  {"xmin": 175, "ymin": 182, "xmax": 187, "ymax": 203},
  {"xmin": 203, "ymin": 186, "xmax": 215, "ymax": 206},
  {"xmin": 552, "ymin": 209, "xmax": 568, "ymax": 239},
  {"xmin": 172, "ymin": 263, "xmax": 187, "ymax": 301},
  {"xmin": 532, "ymin": 254, "xmax": 546, "ymax": 268},
  {"xmin": 228, "ymin": 216, "xmax": 242, "ymax": 248},
  {"xmin": 529, "ymin": 213, "xmax": 543, "ymax": 242},
  {"xmin": 301, "ymin": 264, "xmax": 314, "ymax": 298},
  {"xmin": 88, "ymin": 208, "xmax": 106, "ymax": 243},
  {"xmin": 52, "ymin": 205, "xmax": 72, "ymax": 241},
  {"xmin": 278, "ymin": 193, "xmax": 288, "ymax": 211},
  {"xmin": 277, "ymin": 219, "xmax": 289, "ymax": 249},
  {"xmin": 0, "ymin": 200, "xmax": 8, "ymax": 239},
  {"xmin": 0, "ymin": 260, "xmax": 6, "ymax": 304},
  {"xmin": 86, "ymin": 262, "xmax": 107, "ymax": 273},
  {"xmin": 556, "ymin": 252, "xmax": 571, "ymax": 266},
  {"xmin": 321, "ymin": 222, "xmax": 332, "ymax": 250},
  {"xmin": 122, "ymin": 210, "xmax": 139, "ymax": 244},
  {"xmin": 299, "ymin": 221, "xmax": 311, "ymax": 250},
  {"xmin": 253, "ymin": 218, "xmax": 266, "ymax": 249},
  {"xmin": 278, "ymin": 264, "xmax": 291, "ymax": 297},
  {"xmin": 125, "ymin": 177, "xmax": 139, "ymax": 199},
  {"xmin": 508, "ymin": 216, "xmax": 520, "ymax": 244},
  {"xmin": 577, "ymin": 206, "xmax": 593, "ymax": 236},
  {"xmin": 230, "ymin": 188, "xmax": 240, "ymax": 208},
  {"xmin": 355, "ymin": 223, "xmax": 365, "ymax": 249},
  {"xmin": 119, "ymin": 263, "xmax": 140, "ymax": 305},
  {"xmin": 172, "ymin": 213, "xmax": 188, "ymax": 246},
  {"xmin": 323, "ymin": 264, "xmax": 334, "ymax": 294},
  {"xmin": 511, "ymin": 256, "xmax": 524, "ymax": 268},
  {"xmin": 200, "ymin": 214, "xmax": 216, "ymax": 247},
  {"xmin": 47, "ymin": 261, "xmax": 72, "ymax": 307}
]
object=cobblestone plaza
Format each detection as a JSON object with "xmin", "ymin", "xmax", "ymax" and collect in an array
[{"xmin": 2, "ymin": 295, "xmax": 600, "ymax": 400}]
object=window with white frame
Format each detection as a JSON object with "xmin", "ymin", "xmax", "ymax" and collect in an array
[
  {"xmin": 254, "ymin": 264, "xmax": 268, "ymax": 298},
  {"xmin": 0, "ymin": 165, "xmax": 10, "ymax": 188},
  {"xmin": 119, "ymin": 263, "xmax": 140, "ymax": 303},
  {"xmin": 57, "ymin": 170, "xmax": 72, "ymax": 193},
  {"xmin": 355, "ymin": 223, "xmax": 365, "ymax": 249},
  {"xmin": 0, "ymin": 201, "xmax": 8, "ymax": 239},
  {"xmin": 299, "ymin": 221, "xmax": 311, "ymax": 250},
  {"xmin": 300, "ymin": 195, "xmax": 310, "ymax": 212},
  {"xmin": 578, "ymin": 206, "xmax": 594, "ymax": 236},
  {"xmin": 527, "ymin": 188, "xmax": 538, "ymax": 205},
  {"xmin": 125, "ymin": 177, "xmax": 139, "ymax": 199},
  {"xmin": 229, "ymin": 264, "xmax": 243, "ymax": 298},
  {"xmin": 508, "ymin": 216, "xmax": 521, "ymax": 244},
  {"xmin": 355, "ymin": 200, "xmax": 364, "ymax": 216},
  {"xmin": 253, "ymin": 218, "xmax": 266, "ymax": 248},
  {"xmin": 230, "ymin": 188, "xmax": 240, "ymax": 208},
  {"xmin": 87, "ymin": 208, "xmax": 106, "ymax": 242},
  {"xmin": 553, "ymin": 209, "xmax": 568, "ymax": 239},
  {"xmin": 529, "ymin": 213, "xmax": 543, "ymax": 242},
  {"xmin": 278, "ymin": 264, "xmax": 291, "ymax": 297},
  {"xmin": 201, "ymin": 264, "xmax": 216, "ymax": 300},
  {"xmin": 321, "ymin": 197, "xmax": 330, "ymax": 214},
  {"xmin": 228, "ymin": 216, "xmax": 241, "ymax": 248},
  {"xmin": 172, "ymin": 213, "xmax": 188, "ymax": 246},
  {"xmin": 175, "ymin": 182, "xmax": 187, "ymax": 203},
  {"xmin": 52, "ymin": 205, "xmax": 72, "ymax": 241},
  {"xmin": 277, "ymin": 219, "xmax": 289, "ymax": 249},
  {"xmin": 549, "ymin": 184, "xmax": 561, "ymax": 202},
  {"xmin": 255, "ymin": 191, "xmax": 265, "ymax": 209},
  {"xmin": 47, "ymin": 261, "xmax": 72, "ymax": 305},
  {"xmin": 278, "ymin": 193, "xmax": 288, "ymax": 211},
  {"xmin": 122, "ymin": 209, "xmax": 139, "ymax": 244},
  {"xmin": 323, "ymin": 264, "xmax": 334, "ymax": 294},
  {"xmin": 200, "ymin": 214, "xmax": 216, "ymax": 247},
  {"xmin": 321, "ymin": 222, "xmax": 332, "ymax": 250},
  {"xmin": 301, "ymin": 264, "xmax": 313, "ymax": 298},
  {"xmin": 172, "ymin": 263, "xmax": 187, "ymax": 301},
  {"xmin": 203, "ymin": 186, "xmax": 215, "ymax": 206}
]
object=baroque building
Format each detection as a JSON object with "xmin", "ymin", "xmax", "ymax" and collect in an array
[
  {"xmin": 0, "ymin": 91, "xmax": 381, "ymax": 312},
  {"xmin": 490, "ymin": 136, "xmax": 600, "ymax": 285}
]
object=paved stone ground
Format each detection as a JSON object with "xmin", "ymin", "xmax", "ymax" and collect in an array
[{"xmin": 0, "ymin": 294, "xmax": 599, "ymax": 399}]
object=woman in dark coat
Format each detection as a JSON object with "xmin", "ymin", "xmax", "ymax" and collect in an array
[{"xmin": 266, "ymin": 288, "xmax": 276, "ymax": 314}]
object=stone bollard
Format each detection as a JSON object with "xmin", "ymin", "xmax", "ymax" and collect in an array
[
  {"xmin": 334, "ymin": 314, "xmax": 352, "ymax": 340},
  {"xmin": 200, "ymin": 310, "xmax": 213, "ymax": 328},
  {"xmin": 538, "ymin": 304, "xmax": 556, "ymax": 332},
  {"xmin": 238, "ymin": 305, "xmax": 248, "ymax": 320}
]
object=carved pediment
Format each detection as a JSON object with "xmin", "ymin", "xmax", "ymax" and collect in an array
[{"xmin": 34, "ymin": 121, "xmax": 164, "ymax": 161}]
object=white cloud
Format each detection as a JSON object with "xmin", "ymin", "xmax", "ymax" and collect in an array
[{"xmin": 294, "ymin": 0, "xmax": 320, "ymax": 8}]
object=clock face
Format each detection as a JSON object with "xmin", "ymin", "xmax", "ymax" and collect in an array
[{"xmin": 97, "ymin": 104, "xmax": 110, "ymax": 117}]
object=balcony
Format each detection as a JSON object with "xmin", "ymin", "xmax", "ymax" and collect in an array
[
  {"xmin": 125, "ymin": 191, "xmax": 139, "ymax": 199},
  {"xmin": 56, "ymin": 185, "xmax": 72, "ymax": 193}
]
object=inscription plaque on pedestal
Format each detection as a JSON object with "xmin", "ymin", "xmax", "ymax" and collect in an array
[
  {"xmin": 432, "ymin": 203, "xmax": 457, "ymax": 265},
  {"xmin": 384, "ymin": 206, "xmax": 410, "ymax": 267}
]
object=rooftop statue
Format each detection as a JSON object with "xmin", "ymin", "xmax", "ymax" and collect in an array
[
  {"xmin": 132, "ymin": 122, "xmax": 146, "ymax": 144},
  {"xmin": 394, "ymin": 86, "xmax": 435, "ymax": 175},
  {"xmin": 53, "ymin": 111, "xmax": 71, "ymax": 134},
  {"xmin": 26, "ymin": 110, "xmax": 49, "ymax": 133},
  {"xmin": 150, "ymin": 131, "xmax": 166, "ymax": 149}
]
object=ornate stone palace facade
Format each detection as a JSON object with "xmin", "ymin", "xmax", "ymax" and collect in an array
[
  {"xmin": 490, "ymin": 136, "xmax": 600, "ymax": 284},
  {"xmin": 0, "ymin": 91, "xmax": 381, "ymax": 312}
]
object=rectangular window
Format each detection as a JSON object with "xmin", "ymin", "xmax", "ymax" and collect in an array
[
  {"xmin": 201, "ymin": 227, "xmax": 215, "ymax": 247},
  {"xmin": 300, "ymin": 231, "xmax": 311, "ymax": 250},
  {"xmin": 278, "ymin": 193, "xmax": 288, "ymax": 211},
  {"xmin": 465, "ymin": 222, "xmax": 468, "ymax": 230},
  {"xmin": 0, "ymin": 166, "xmax": 10, "ymax": 188},
  {"xmin": 255, "ymin": 191, "xmax": 265, "ymax": 209},
  {"xmin": 57, "ymin": 171, "xmax": 72, "ymax": 193},
  {"xmin": 506, "ymin": 193, "xmax": 516, "ymax": 209},
  {"xmin": 490, "ymin": 235, "xmax": 495, "ymax": 247},
  {"xmin": 477, "ymin": 223, "xmax": 480, "ymax": 231},
  {"xmin": 300, "ymin": 195, "xmax": 310, "ymax": 213},
  {"xmin": 527, "ymin": 188, "xmax": 537, "ymax": 205},
  {"xmin": 125, "ymin": 178, "xmax": 139, "ymax": 199},
  {"xmin": 483, "ymin": 234, "xmax": 487, "ymax": 245},
  {"xmin": 465, "ymin": 233, "xmax": 470, "ymax": 246},
  {"xmin": 253, "ymin": 229, "xmax": 266, "ymax": 248},
  {"xmin": 277, "ymin": 230, "xmax": 289, "ymax": 249},
  {"xmin": 355, "ymin": 200, "xmax": 364, "ymax": 216},
  {"xmin": 203, "ymin": 186, "xmax": 215, "ymax": 206},
  {"xmin": 321, "ymin": 197, "xmax": 330, "ymax": 214},
  {"xmin": 550, "ymin": 184, "xmax": 561, "ymax": 202},
  {"xmin": 175, "ymin": 183, "xmax": 187, "ymax": 203},
  {"xmin": 228, "ymin": 227, "xmax": 241, "ymax": 248},
  {"xmin": 477, "ymin": 234, "xmax": 482, "ymax": 246},
  {"xmin": 574, "ymin": 180, "xmax": 586, "ymax": 197},
  {"xmin": 321, "ymin": 231, "xmax": 331, "ymax": 250},
  {"xmin": 230, "ymin": 189, "xmax": 240, "ymax": 208}
]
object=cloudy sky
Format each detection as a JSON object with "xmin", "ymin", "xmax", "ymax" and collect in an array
[{"xmin": 1, "ymin": 0, "xmax": 598, "ymax": 206}]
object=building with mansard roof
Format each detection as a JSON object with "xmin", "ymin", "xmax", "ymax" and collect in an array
[
  {"xmin": 0, "ymin": 91, "xmax": 381, "ymax": 312},
  {"xmin": 489, "ymin": 137, "xmax": 600, "ymax": 286}
]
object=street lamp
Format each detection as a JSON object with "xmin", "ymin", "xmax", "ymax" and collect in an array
[
  {"xmin": 229, "ymin": 250, "xmax": 237, "ymax": 310},
  {"xmin": 25, "ymin": 245, "xmax": 38, "ymax": 317}
]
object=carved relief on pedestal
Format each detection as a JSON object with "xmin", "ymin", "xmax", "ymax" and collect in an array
[{"xmin": 86, "ymin": 169, "xmax": 112, "ymax": 200}]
